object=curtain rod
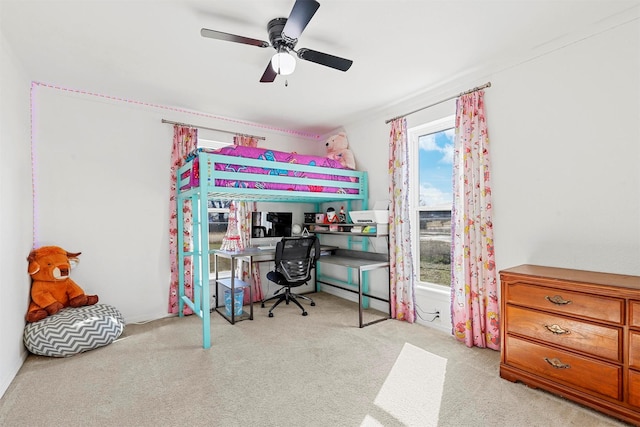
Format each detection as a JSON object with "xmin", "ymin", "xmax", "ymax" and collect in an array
[
  {"xmin": 384, "ymin": 82, "xmax": 492, "ymax": 124},
  {"xmin": 161, "ymin": 119, "xmax": 266, "ymax": 140}
]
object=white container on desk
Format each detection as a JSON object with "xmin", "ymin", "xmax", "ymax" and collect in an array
[{"xmin": 349, "ymin": 210, "xmax": 389, "ymax": 224}]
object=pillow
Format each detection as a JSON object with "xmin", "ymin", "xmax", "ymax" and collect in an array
[{"xmin": 24, "ymin": 304, "xmax": 125, "ymax": 357}]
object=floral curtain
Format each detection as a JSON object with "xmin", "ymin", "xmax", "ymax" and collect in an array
[
  {"xmin": 219, "ymin": 134, "xmax": 263, "ymax": 303},
  {"xmin": 168, "ymin": 125, "xmax": 198, "ymax": 314},
  {"xmin": 388, "ymin": 118, "xmax": 416, "ymax": 322},
  {"xmin": 236, "ymin": 200, "xmax": 263, "ymax": 303},
  {"xmin": 450, "ymin": 90, "xmax": 499, "ymax": 349}
]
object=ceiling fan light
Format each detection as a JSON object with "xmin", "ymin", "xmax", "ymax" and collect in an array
[{"xmin": 271, "ymin": 51, "xmax": 296, "ymax": 75}]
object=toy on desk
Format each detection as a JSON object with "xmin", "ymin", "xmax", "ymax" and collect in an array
[
  {"xmin": 337, "ymin": 206, "xmax": 347, "ymax": 223},
  {"xmin": 325, "ymin": 206, "xmax": 348, "ymax": 224},
  {"xmin": 325, "ymin": 207, "xmax": 338, "ymax": 223}
]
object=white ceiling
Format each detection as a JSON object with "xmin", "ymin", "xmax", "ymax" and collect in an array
[{"xmin": 1, "ymin": 0, "xmax": 637, "ymax": 135}]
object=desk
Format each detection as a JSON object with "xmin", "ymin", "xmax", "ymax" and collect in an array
[
  {"xmin": 316, "ymin": 249, "xmax": 391, "ymax": 327},
  {"xmin": 212, "ymin": 245, "xmax": 336, "ymax": 324},
  {"xmin": 213, "ymin": 247, "xmax": 389, "ymax": 328}
]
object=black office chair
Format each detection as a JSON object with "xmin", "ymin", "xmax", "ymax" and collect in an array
[{"xmin": 261, "ymin": 236, "xmax": 320, "ymax": 317}]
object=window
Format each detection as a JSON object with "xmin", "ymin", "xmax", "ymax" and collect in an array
[
  {"xmin": 409, "ymin": 116, "xmax": 454, "ymax": 287},
  {"xmin": 199, "ymin": 138, "xmax": 232, "ymax": 275}
]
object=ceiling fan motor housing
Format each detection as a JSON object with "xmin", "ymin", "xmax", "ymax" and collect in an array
[{"xmin": 268, "ymin": 18, "xmax": 295, "ymax": 51}]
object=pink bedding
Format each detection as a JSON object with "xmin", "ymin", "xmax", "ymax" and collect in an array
[{"xmin": 186, "ymin": 145, "xmax": 358, "ymax": 194}]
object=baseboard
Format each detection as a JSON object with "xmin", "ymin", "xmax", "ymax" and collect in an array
[{"xmin": 0, "ymin": 348, "xmax": 28, "ymax": 399}]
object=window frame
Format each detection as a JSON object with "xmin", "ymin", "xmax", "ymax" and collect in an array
[
  {"xmin": 408, "ymin": 115, "xmax": 455, "ymax": 294},
  {"xmin": 198, "ymin": 138, "xmax": 233, "ymax": 279}
]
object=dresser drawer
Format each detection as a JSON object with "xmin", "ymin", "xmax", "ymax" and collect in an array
[
  {"xmin": 629, "ymin": 369, "xmax": 640, "ymax": 408},
  {"xmin": 630, "ymin": 300, "xmax": 640, "ymax": 329},
  {"xmin": 505, "ymin": 282, "xmax": 623, "ymax": 324},
  {"xmin": 504, "ymin": 335, "xmax": 621, "ymax": 400},
  {"xmin": 630, "ymin": 331, "xmax": 640, "ymax": 370},
  {"xmin": 506, "ymin": 305, "xmax": 621, "ymax": 362}
]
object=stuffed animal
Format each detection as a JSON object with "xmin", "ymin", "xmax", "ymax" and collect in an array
[
  {"xmin": 25, "ymin": 246, "xmax": 99, "ymax": 323},
  {"xmin": 325, "ymin": 132, "xmax": 356, "ymax": 169}
]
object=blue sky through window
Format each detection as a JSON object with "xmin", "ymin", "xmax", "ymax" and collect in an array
[{"xmin": 418, "ymin": 128, "xmax": 454, "ymax": 208}]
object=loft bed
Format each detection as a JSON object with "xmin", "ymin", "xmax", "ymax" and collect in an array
[{"xmin": 175, "ymin": 145, "xmax": 369, "ymax": 348}]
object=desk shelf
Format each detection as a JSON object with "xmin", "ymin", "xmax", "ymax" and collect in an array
[
  {"xmin": 213, "ymin": 254, "xmax": 254, "ymax": 325},
  {"xmin": 216, "ymin": 277, "xmax": 251, "ymax": 290},
  {"xmin": 304, "ymin": 222, "xmax": 388, "ymax": 237},
  {"xmin": 215, "ymin": 278, "xmax": 252, "ymax": 322}
]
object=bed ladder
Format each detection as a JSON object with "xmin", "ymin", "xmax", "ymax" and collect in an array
[{"xmin": 177, "ymin": 184, "xmax": 212, "ymax": 348}]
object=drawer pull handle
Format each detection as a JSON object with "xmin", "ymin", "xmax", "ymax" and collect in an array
[
  {"xmin": 544, "ymin": 357, "xmax": 571, "ymax": 369},
  {"xmin": 545, "ymin": 295, "xmax": 572, "ymax": 305},
  {"xmin": 544, "ymin": 324, "xmax": 570, "ymax": 335}
]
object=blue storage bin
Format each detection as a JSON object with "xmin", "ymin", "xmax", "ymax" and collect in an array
[{"xmin": 224, "ymin": 288, "xmax": 244, "ymax": 316}]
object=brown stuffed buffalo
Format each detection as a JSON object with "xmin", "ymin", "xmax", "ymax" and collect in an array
[{"xmin": 26, "ymin": 246, "xmax": 99, "ymax": 323}]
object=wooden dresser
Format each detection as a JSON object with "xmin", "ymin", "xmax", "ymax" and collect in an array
[{"xmin": 500, "ymin": 264, "xmax": 640, "ymax": 425}]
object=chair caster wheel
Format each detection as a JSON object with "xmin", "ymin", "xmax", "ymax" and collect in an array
[
  {"xmin": 268, "ymin": 312, "xmax": 274, "ymax": 317},
  {"xmin": 302, "ymin": 311, "xmax": 308, "ymax": 316},
  {"xmin": 311, "ymin": 302, "xmax": 316, "ymax": 306},
  {"xmin": 261, "ymin": 303, "xmax": 265, "ymax": 308}
]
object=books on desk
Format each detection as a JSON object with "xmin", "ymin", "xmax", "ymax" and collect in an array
[
  {"xmin": 349, "ymin": 225, "xmax": 377, "ymax": 233},
  {"xmin": 319, "ymin": 245, "xmax": 338, "ymax": 256}
]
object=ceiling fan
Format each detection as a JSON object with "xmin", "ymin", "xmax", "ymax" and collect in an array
[{"xmin": 200, "ymin": 0, "xmax": 353, "ymax": 83}]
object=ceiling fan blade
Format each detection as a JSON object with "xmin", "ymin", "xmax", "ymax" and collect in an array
[
  {"xmin": 200, "ymin": 28, "xmax": 269, "ymax": 48},
  {"xmin": 259, "ymin": 62, "xmax": 277, "ymax": 83},
  {"xmin": 297, "ymin": 48, "xmax": 353, "ymax": 72},
  {"xmin": 282, "ymin": 0, "xmax": 320, "ymax": 40}
]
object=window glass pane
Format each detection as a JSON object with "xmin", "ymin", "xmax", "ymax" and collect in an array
[
  {"xmin": 418, "ymin": 128, "xmax": 453, "ymax": 286},
  {"xmin": 418, "ymin": 210, "xmax": 451, "ymax": 285},
  {"xmin": 208, "ymin": 200, "xmax": 231, "ymax": 273}
]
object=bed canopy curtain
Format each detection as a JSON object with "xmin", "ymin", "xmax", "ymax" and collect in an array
[
  {"xmin": 220, "ymin": 134, "xmax": 263, "ymax": 303},
  {"xmin": 388, "ymin": 118, "xmax": 417, "ymax": 322},
  {"xmin": 450, "ymin": 90, "xmax": 499, "ymax": 349},
  {"xmin": 168, "ymin": 125, "xmax": 198, "ymax": 314}
]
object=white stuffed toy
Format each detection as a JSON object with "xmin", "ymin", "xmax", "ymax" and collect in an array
[{"xmin": 325, "ymin": 132, "xmax": 356, "ymax": 170}]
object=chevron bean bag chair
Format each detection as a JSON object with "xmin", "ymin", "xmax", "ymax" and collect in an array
[{"xmin": 24, "ymin": 304, "xmax": 124, "ymax": 357}]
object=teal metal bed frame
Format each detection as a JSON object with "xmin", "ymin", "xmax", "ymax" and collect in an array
[{"xmin": 176, "ymin": 150, "xmax": 368, "ymax": 348}]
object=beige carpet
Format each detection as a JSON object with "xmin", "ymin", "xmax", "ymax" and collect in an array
[{"xmin": 0, "ymin": 293, "xmax": 631, "ymax": 426}]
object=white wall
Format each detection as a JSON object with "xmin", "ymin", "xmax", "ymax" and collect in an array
[
  {"xmin": 31, "ymin": 86, "xmax": 324, "ymax": 324},
  {"xmin": 489, "ymin": 18, "xmax": 639, "ymax": 275},
  {"xmin": 0, "ymin": 33, "xmax": 34, "ymax": 397},
  {"xmin": 344, "ymin": 12, "xmax": 640, "ymax": 331}
]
